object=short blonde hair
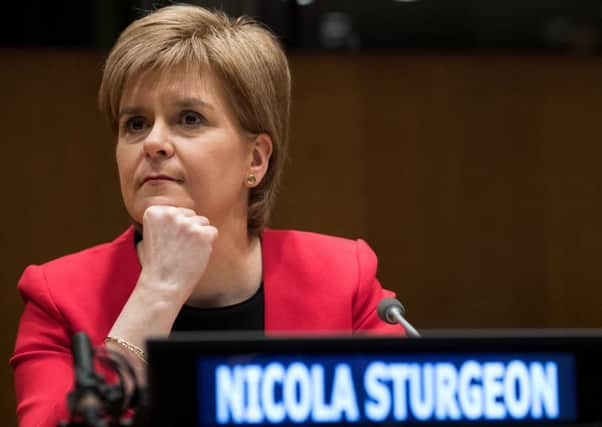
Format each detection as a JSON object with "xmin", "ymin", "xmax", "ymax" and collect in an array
[{"xmin": 98, "ymin": 4, "xmax": 291, "ymax": 236}]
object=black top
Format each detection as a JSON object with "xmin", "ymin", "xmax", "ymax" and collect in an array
[
  {"xmin": 133, "ymin": 229, "xmax": 265, "ymax": 333},
  {"xmin": 172, "ymin": 285, "xmax": 264, "ymax": 333}
]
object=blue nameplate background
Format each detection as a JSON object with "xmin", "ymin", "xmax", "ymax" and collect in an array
[{"xmin": 197, "ymin": 353, "xmax": 576, "ymax": 426}]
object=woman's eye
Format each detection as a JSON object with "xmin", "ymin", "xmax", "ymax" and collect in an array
[
  {"xmin": 180, "ymin": 111, "xmax": 205, "ymax": 127},
  {"xmin": 124, "ymin": 116, "xmax": 147, "ymax": 133}
]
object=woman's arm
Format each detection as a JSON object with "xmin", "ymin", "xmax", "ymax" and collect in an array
[
  {"xmin": 12, "ymin": 206, "xmax": 218, "ymax": 426},
  {"xmin": 11, "ymin": 265, "xmax": 74, "ymax": 427},
  {"xmin": 352, "ymin": 239, "xmax": 407, "ymax": 335},
  {"xmin": 105, "ymin": 205, "xmax": 218, "ymax": 379}
]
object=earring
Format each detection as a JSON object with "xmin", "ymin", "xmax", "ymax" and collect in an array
[{"xmin": 246, "ymin": 174, "xmax": 257, "ymax": 186}]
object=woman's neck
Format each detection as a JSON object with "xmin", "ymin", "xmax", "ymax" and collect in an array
[{"xmin": 185, "ymin": 224, "xmax": 263, "ymax": 308}]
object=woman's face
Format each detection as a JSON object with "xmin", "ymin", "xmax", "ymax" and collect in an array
[{"xmin": 116, "ymin": 68, "xmax": 254, "ymax": 227}]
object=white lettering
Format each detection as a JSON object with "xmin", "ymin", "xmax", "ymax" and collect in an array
[
  {"xmin": 262, "ymin": 363, "xmax": 286, "ymax": 423},
  {"xmin": 311, "ymin": 365, "xmax": 333, "ymax": 422},
  {"xmin": 244, "ymin": 365, "xmax": 263, "ymax": 423},
  {"xmin": 216, "ymin": 365, "xmax": 245, "ymax": 424},
  {"xmin": 531, "ymin": 362, "xmax": 559, "ymax": 418},
  {"xmin": 389, "ymin": 364, "xmax": 409, "ymax": 420},
  {"xmin": 364, "ymin": 362, "xmax": 390, "ymax": 422},
  {"xmin": 504, "ymin": 360, "xmax": 530, "ymax": 419},
  {"xmin": 331, "ymin": 364, "xmax": 359, "ymax": 421},
  {"xmin": 457, "ymin": 361, "xmax": 483, "ymax": 419},
  {"xmin": 284, "ymin": 363, "xmax": 312, "ymax": 423},
  {"xmin": 409, "ymin": 363, "xmax": 435, "ymax": 420},
  {"xmin": 435, "ymin": 363, "xmax": 461, "ymax": 420},
  {"xmin": 212, "ymin": 357, "xmax": 565, "ymax": 425},
  {"xmin": 483, "ymin": 362, "xmax": 505, "ymax": 419}
]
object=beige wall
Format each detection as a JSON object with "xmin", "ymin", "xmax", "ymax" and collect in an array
[{"xmin": 2, "ymin": 49, "xmax": 602, "ymax": 425}]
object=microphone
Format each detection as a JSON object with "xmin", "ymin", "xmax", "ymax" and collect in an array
[
  {"xmin": 61, "ymin": 332, "xmax": 147, "ymax": 427},
  {"xmin": 68, "ymin": 332, "xmax": 107, "ymax": 427},
  {"xmin": 377, "ymin": 298, "xmax": 421, "ymax": 337}
]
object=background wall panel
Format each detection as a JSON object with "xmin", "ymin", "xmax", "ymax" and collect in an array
[{"xmin": 2, "ymin": 49, "xmax": 602, "ymax": 425}]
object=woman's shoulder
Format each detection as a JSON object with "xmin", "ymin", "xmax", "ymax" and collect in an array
[
  {"xmin": 36, "ymin": 227, "xmax": 136, "ymax": 272},
  {"xmin": 19, "ymin": 227, "xmax": 139, "ymax": 298},
  {"xmin": 260, "ymin": 228, "xmax": 384, "ymax": 329},
  {"xmin": 261, "ymin": 228, "xmax": 377, "ymax": 263},
  {"xmin": 17, "ymin": 227, "xmax": 139, "ymax": 320},
  {"xmin": 262, "ymin": 227, "xmax": 357, "ymax": 248},
  {"xmin": 15, "ymin": 227, "xmax": 140, "ymax": 355}
]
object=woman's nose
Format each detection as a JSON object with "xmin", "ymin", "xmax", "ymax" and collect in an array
[{"xmin": 143, "ymin": 120, "xmax": 174, "ymax": 158}]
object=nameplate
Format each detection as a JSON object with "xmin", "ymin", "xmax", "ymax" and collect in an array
[{"xmin": 198, "ymin": 353, "xmax": 575, "ymax": 425}]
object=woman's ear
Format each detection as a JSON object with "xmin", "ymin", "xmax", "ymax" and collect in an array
[{"xmin": 246, "ymin": 133, "xmax": 273, "ymax": 187}]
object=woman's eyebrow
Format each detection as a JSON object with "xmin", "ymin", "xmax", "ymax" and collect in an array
[
  {"xmin": 118, "ymin": 98, "xmax": 215, "ymax": 118},
  {"xmin": 118, "ymin": 106, "xmax": 145, "ymax": 119},
  {"xmin": 174, "ymin": 97, "xmax": 215, "ymax": 110}
]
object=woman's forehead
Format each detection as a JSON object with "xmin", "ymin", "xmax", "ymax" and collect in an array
[{"xmin": 120, "ymin": 66, "xmax": 222, "ymax": 106}]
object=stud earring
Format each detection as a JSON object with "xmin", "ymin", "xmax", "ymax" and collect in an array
[{"xmin": 246, "ymin": 174, "xmax": 257, "ymax": 186}]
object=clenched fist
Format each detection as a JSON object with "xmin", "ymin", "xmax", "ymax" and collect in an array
[{"xmin": 136, "ymin": 205, "xmax": 218, "ymax": 304}]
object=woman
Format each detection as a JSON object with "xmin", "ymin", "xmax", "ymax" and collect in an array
[{"xmin": 11, "ymin": 4, "xmax": 400, "ymax": 427}]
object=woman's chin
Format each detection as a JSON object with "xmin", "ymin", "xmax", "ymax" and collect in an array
[
  {"xmin": 127, "ymin": 199, "xmax": 196, "ymax": 221},
  {"xmin": 141, "ymin": 198, "xmax": 194, "ymax": 210}
]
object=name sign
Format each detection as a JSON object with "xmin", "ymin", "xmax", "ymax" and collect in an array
[{"xmin": 197, "ymin": 354, "xmax": 575, "ymax": 426}]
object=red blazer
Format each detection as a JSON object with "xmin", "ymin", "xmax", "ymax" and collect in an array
[{"xmin": 11, "ymin": 227, "xmax": 400, "ymax": 427}]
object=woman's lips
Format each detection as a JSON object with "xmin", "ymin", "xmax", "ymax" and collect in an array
[{"xmin": 142, "ymin": 175, "xmax": 181, "ymax": 185}]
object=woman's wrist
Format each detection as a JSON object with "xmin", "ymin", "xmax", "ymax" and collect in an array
[
  {"xmin": 105, "ymin": 336, "xmax": 148, "ymax": 364},
  {"xmin": 136, "ymin": 269, "xmax": 194, "ymax": 307},
  {"xmin": 104, "ymin": 338, "xmax": 148, "ymax": 387},
  {"xmin": 109, "ymin": 277, "xmax": 185, "ymax": 347}
]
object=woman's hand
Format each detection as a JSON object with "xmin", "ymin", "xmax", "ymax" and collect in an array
[
  {"xmin": 137, "ymin": 205, "xmax": 218, "ymax": 304},
  {"xmin": 107, "ymin": 205, "xmax": 218, "ymax": 368}
]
